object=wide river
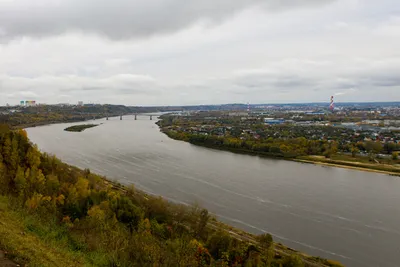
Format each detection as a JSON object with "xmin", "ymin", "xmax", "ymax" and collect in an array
[{"xmin": 26, "ymin": 116, "xmax": 400, "ymax": 267}]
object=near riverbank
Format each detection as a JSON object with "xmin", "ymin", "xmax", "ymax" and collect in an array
[{"xmin": 0, "ymin": 125, "xmax": 342, "ymax": 267}]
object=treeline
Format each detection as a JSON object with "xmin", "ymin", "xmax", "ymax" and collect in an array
[
  {"xmin": 0, "ymin": 124, "xmax": 322, "ymax": 267},
  {"xmin": 165, "ymin": 131, "xmax": 339, "ymax": 159},
  {"xmin": 164, "ymin": 129, "xmax": 400, "ymax": 161},
  {"xmin": 0, "ymin": 105, "xmax": 128, "ymax": 127},
  {"xmin": 0, "ymin": 112, "xmax": 94, "ymax": 128}
]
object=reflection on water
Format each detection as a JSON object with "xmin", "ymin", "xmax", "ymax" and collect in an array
[{"xmin": 26, "ymin": 116, "xmax": 400, "ymax": 267}]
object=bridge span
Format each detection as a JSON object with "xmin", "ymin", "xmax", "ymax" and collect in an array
[{"xmin": 105, "ymin": 114, "xmax": 158, "ymax": 121}]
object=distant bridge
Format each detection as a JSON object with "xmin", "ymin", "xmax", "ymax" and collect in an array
[{"xmin": 104, "ymin": 114, "xmax": 159, "ymax": 121}]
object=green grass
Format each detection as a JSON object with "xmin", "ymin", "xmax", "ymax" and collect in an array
[
  {"xmin": 0, "ymin": 196, "xmax": 87, "ymax": 267},
  {"xmin": 64, "ymin": 124, "xmax": 99, "ymax": 132},
  {"xmin": 298, "ymin": 154, "xmax": 400, "ymax": 175}
]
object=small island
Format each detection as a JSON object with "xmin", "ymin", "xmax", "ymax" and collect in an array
[{"xmin": 64, "ymin": 124, "xmax": 99, "ymax": 132}]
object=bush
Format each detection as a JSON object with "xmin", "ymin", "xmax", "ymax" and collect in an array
[
  {"xmin": 206, "ymin": 231, "xmax": 232, "ymax": 259},
  {"xmin": 257, "ymin": 233, "xmax": 273, "ymax": 249},
  {"xmin": 281, "ymin": 255, "xmax": 305, "ymax": 267}
]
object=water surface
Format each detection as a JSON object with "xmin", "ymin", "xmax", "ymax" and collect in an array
[{"xmin": 26, "ymin": 116, "xmax": 400, "ymax": 267}]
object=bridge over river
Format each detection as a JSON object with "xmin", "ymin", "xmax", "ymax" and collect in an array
[{"xmin": 103, "ymin": 113, "xmax": 159, "ymax": 121}]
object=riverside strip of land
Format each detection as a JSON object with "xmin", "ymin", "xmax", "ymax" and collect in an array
[{"xmin": 157, "ymin": 113, "xmax": 400, "ymax": 176}]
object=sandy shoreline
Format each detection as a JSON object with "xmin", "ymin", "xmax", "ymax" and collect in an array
[{"xmin": 294, "ymin": 159, "xmax": 400, "ymax": 176}]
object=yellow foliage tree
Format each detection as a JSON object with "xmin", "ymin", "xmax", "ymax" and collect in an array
[
  {"xmin": 25, "ymin": 193, "xmax": 43, "ymax": 210},
  {"xmin": 88, "ymin": 205, "xmax": 106, "ymax": 222},
  {"xmin": 75, "ymin": 177, "xmax": 90, "ymax": 198},
  {"xmin": 26, "ymin": 145, "xmax": 41, "ymax": 169}
]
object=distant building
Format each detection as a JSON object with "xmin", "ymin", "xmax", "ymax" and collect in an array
[
  {"xmin": 55, "ymin": 103, "xmax": 71, "ymax": 107},
  {"xmin": 20, "ymin": 100, "xmax": 25, "ymax": 106},
  {"xmin": 25, "ymin": 100, "xmax": 36, "ymax": 107},
  {"xmin": 78, "ymin": 101, "xmax": 84, "ymax": 106},
  {"xmin": 305, "ymin": 111, "xmax": 326, "ymax": 115},
  {"xmin": 264, "ymin": 118, "xmax": 285, "ymax": 125}
]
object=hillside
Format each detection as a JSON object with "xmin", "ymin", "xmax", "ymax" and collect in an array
[{"xmin": 0, "ymin": 124, "xmax": 342, "ymax": 266}]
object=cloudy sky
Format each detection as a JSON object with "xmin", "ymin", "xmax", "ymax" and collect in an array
[{"xmin": 0, "ymin": 0, "xmax": 399, "ymax": 106}]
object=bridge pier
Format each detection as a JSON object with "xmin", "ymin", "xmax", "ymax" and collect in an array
[
  {"xmin": 106, "ymin": 116, "xmax": 108, "ymax": 120},
  {"xmin": 135, "ymin": 114, "xmax": 137, "ymax": 120},
  {"xmin": 150, "ymin": 115, "xmax": 152, "ymax": 120},
  {"xmin": 120, "ymin": 115, "xmax": 122, "ymax": 120}
]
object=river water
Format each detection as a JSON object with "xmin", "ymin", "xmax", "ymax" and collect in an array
[{"xmin": 26, "ymin": 116, "xmax": 400, "ymax": 267}]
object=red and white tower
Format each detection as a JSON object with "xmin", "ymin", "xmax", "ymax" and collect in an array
[{"xmin": 329, "ymin": 96, "xmax": 335, "ymax": 111}]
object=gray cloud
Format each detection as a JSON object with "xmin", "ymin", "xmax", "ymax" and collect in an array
[
  {"xmin": 0, "ymin": 0, "xmax": 399, "ymax": 105},
  {"xmin": 234, "ymin": 71, "xmax": 315, "ymax": 89},
  {"xmin": 227, "ymin": 56, "xmax": 400, "ymax": 99},
  {"xmin": 0, "ymin": 73, "xmax": 159, "ymax": 104},
  {"xmin": 0, "ymin": 0, "xmax": 334, "ymax": 40}
]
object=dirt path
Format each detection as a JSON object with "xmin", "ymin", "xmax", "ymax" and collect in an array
[{"xmin": 0, "ymin": 251, "xmax": 19, "ymax": 267}]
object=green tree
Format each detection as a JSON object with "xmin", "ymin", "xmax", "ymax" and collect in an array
[
  {"xmin": 365, "ymin": 141, "xmax": 382, "ymax": 154},
  {"xmin": 2, "ymin": 135, "xmax": 12, "ymax": 164},
  {"xmin": 9, "ymin": 136, "xmax": 20, "ymax": 173},
  {"xmin": 392, "ymin": 152, "xmax": 399, "ymax": 160},
  {"xmin": 281, "ymin": 254, "xmax": 304, "ymax": 267},
  {"xmin": 269, "ymin": 146, "xmax": 281, "ymax": 154},
  {"xmin": 385, "ymin": 143, "xmax": 396, "ymax": 153},
  {"xmin": 195, "ymin": 209, "xmax": 210, "ymax": 240},
  {"xmin": 257, "ymin": 233, "xmax": 273, "ymax": 249},
  {"xmin": 0, "ymin": 153, "xmax": 6, "ymax": 194},
  {"xmin": 206, "ymin": 231, "xmax": 232, "ymax": 259},
  {"xmin": 14, "ymin": 166, "xmax": 26, "ymax": 197}
]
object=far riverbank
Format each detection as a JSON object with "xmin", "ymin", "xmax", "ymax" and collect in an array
[{"xmin": 160, "ymin": 129, "xmax": 400, "ymax": 177}]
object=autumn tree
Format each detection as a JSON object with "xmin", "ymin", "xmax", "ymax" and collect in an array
[{"xmin": 351, "ymin": 146, "xmax": 360, "ymax": 158}]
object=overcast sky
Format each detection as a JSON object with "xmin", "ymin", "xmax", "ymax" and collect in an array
[{"xmin": 1, "ymin": 0, "xmax": 399, "ymax": 106}]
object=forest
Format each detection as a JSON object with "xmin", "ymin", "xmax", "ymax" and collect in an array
[{"xmin": 0, "ymin": 124, "xmax": 343, "ymax": 266}]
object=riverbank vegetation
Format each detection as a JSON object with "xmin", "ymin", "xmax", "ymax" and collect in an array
[
  {"xmin": 0, "ymin": 104, "xmax": 149, "ymax": 128},
  {"xmin": 0, "ymin": 124, "xmax": 341, "ymax": 266},
  {"xmin": 158, "ymin": 116, "xmax": 400, "ymax": 176},
  {"xmin": 64, "ymin": 124, "xmax": 99, "ymax": 132}
]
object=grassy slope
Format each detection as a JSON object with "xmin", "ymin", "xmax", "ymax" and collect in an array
[
  {"xmin": 0, "ymin": 126, "xmax": 344, "ymax": 267},
  {"xmin": 0, "ymin": 197, "xmax": 86, "ymax": 267},
  {"xmin": 0, "ymin": 187, "xmax": 343, "ymax": 267}
]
